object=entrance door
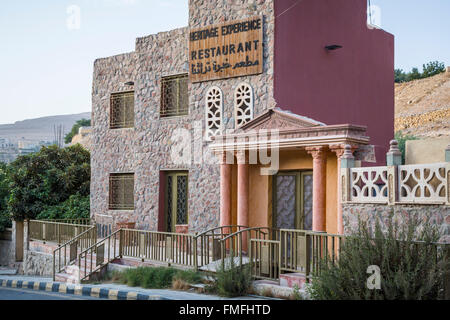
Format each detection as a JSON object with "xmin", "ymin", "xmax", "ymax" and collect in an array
[
  {"xmin": 273, "ymin": 171, "xmax": 313, "ymax": 231},
  {"xmin": 165, "ymin": 172, "xmax": 188, "ymax": 233}
]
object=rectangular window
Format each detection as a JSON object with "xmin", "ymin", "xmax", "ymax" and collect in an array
[
  {"xmin": 160, "ymin": 74, "xmax": 188, "ymax": 117},
  {"xmin": 109, "ymin": 173, "xmax": 135, "ymax": 210},
  {"xmin": 110, "ymin": 91, "xmax": 134, "ymax": 129},
  {"xmin": 165, "ymin": 172, "xmax": 188, "ymax": 232}
]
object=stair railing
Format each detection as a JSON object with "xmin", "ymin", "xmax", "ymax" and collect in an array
[
  {"xmin": 219, "ymin": 227, "xmax": 280, "ymax": 271},
  {"xmin": 78, "ymin": 229, "xmax": 122, "ymax": 281},
  {"xmin": 193, "ymin": 225, "xmax": 248, "ymax": 268},
  {"xmin": 52, "ymin": 225, "xmax": 97, "ymax": 281}
]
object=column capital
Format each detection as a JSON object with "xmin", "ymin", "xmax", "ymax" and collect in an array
[
  {"xmin": 306, "ymin": 146, "xmax": 327, "ymax": 160},
  {"xmin": 236, "ymin": 150, "xmax": 248, "ymax": 164},
  {"xmin": 216, "ymin": 151, "xmax": 234, "ymax": 165},
  {"xmin": 330, "ymin": 144, "xmax": 358, "ymax": 159}
]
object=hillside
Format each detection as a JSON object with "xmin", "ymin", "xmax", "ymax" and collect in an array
[
  {"xmin": 395, "ymin": 71, "xmax": 450, "ymax": 137},
  {"xmin": 0, "ymin": 112, "xmax": 91, "ymax": 143}
]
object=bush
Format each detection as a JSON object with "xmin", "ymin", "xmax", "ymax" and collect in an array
[
  {"xmin": 307, "ymin": 218, "xmax": 446, "ymax": 300},
  {"xmin": 395, "ymin": 61, "xmax": 446, "ymax": 83},
  {"xmin": 116, "ymin": 266, "xmax": 202, "ymax": 289},
  {"xmin": 210, "ymin": 258, "xmax": 253, "ymax": 297}
]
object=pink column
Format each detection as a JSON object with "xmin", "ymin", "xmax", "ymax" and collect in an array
[
  {"xmin": 236, "ymin": 151, "xmax": 249, "ymax": 251},
  {"xmin": 330, "ymin": 145, "xmax": 345, "ymax": 234},
  {"xmin": 306, "ymin": 146, "xmax": 327, "ymax": 232},
  {"xmin": 220, "ymin": 152, "xmax": 232, "ymax": 234}
]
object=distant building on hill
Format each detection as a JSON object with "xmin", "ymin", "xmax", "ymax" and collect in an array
[{"xmin": 70, "ymin": 127, "xmax": 92, "ymax": 151}]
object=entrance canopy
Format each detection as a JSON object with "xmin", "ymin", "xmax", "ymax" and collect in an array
[
  {"xmin": 210, "ymin": 108, "xmax": 370, "ymax": 153},
  {"xmin": 209, "ymin": 108, "xmax": 372, "ymax": 236}
]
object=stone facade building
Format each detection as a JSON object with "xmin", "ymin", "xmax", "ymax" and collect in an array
[{"xmin": 91, "ymin": 0, "xmax": 394, "ymax": 235}]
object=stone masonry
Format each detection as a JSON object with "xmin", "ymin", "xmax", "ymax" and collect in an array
[
  {"xmin": 343, "ymin": 203, "xmax": 450, "ymax": 243},
  {"xmin": 91, "ymin": 0, "xmax": 275, "ymax": 233}
]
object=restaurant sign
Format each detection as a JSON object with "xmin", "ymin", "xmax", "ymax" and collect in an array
[{"xmin": 189, "ymin": 16, "xmax": 263, "ymax": 83}]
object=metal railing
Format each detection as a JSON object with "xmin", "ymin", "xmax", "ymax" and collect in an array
[
  {"xmin": 249, "ymin": 238, "xmax": 280, "ymax": 281},
  {"xmin": 120, "ymin": 228, "xmax": 197, "ymax": 268},
  {"xmin": 219, "ymin": 227, "xmax": 277, "ymax": 271},
  {"xmin": 29, "ymin": 220, "xmax": 92, "ymax": 244},
  {"xmin": 42, "ymin": 218, "xmax": 91, "ymax": 225},
  {"xmin": 52, "ymin": 225, "xmax": 97, "ymax": 280},
  {"xmin": 78, "ymin": 229, "xmax": 121, "ymax": 281},
  {"xmin": 194, "ymin": 225, "xmax": 248, "ymax": 267}
]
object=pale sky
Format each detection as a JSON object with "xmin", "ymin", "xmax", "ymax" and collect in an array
[{"xmin": 0, "ymin": 0, "xmax": 449, "ymax": 125}]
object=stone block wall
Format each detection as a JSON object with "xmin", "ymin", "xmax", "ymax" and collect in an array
[
  {"xmin": 91, "ymin": 0, "xmax": 275, "ymax": 233},
  {"xmin": 343, "ymin": 203, "xmax": 450, "ymax": 243}
]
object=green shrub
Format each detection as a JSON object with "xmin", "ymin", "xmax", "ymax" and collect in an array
[
  {"xmin": 117, "ymin": 266, "xmax": 202, "ymax": 289},
  {"xmin": 211, "ymin": 258, "xmax": 253, "ymax": 297},
  {"xmin": 307, "ymin": 218, "xmax": 446, "ymax": 300}
]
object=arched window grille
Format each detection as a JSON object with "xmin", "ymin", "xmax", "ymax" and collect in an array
[
  {"xmin": 234, "ymin": 83, "xmax": 253, "ymax": 128},
  {"xmin": 205, "ymin": 86, "xmax": 223, "ymax": 140}
]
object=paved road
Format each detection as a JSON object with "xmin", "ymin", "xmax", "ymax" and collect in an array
[{"xmin": 0, "ymin": 287, "xmax": 106, "ymax": 300}]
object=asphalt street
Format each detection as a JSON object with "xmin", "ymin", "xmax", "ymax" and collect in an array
[{"xmin": 0, "ymin": 287, "xmax": 106, "ymax": 300}]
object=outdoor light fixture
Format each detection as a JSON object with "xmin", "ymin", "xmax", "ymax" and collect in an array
[
  {"xmin": 325, "ymin": 44, "xmax": 343, "ymax": 51},
  {"xmin": 124, "ymin": 81, "xmax": 134, "ymax": 86}
]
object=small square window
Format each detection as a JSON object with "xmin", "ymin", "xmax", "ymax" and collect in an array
[
  {"xmin": 109, "ymin": 173, "xmax": 135, "ymax": 210},
  {"xmin": 160, "ymin": 74, "xmax": 188, "ymax": 117},
  {"xmin": 110, "ymin": 91, "xmax": 134, "ymax": 129}
]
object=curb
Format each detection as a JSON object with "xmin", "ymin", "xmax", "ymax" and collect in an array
[{"xmin": 0, "ymin": 278, "xmax": 169, "ymax": 300}]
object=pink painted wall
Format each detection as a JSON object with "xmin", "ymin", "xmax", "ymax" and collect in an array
[{"xmin": 274, "ymin": 0, "xmax": 394, "ymax": 165}]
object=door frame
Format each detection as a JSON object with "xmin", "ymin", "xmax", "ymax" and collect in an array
[
  {"xmin": 272, "ymin": 170, "xmax": 313, "ymax": 230},
  {"xmin": 164, "ymin": 171, "xmax": 189, "ymax": 233}
]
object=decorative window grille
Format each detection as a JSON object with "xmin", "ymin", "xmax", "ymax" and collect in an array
[
  {"xmin": 109, "ymin": 173, "xmax": 135, "ymax": 210},
  {"xmin": 160, "ymin": 74, "xmax": 189, "ymax": 117},
  {"xmin": 234, "ymin": 83, "xmax": 254, "ymax": 128},
  {"xmin": 398, "ymin": 163, "xmax": 446, "ymax": 203},
  {"xmin": 110, "ymin": 91, "xmax": 134, "ymax": 129},
  {"xmin": 205, "ymin": 86, "xmax": 223, "ymax": 140},
  {"xmin": 165, "ymin": 172, "xmax": 188, "ymax": 232},
  {"xmin": 350, "ymin": 167, "xmax": 388, "ymax": 203}
]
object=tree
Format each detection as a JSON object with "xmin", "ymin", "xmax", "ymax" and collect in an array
[
  {"xmin": 0, "ymin": 163, "xmax": 11, "ymax": 231},
  {"xmin": 395, "ymin": 61, "xmax": 446, "ymax": 83},
  {"xmin": 64, "ymin": 118, "xmax": 91, "ymax": 144},
  {"xmin": 7, "ymin": 144, "xmax": 90, "ymax": 221},
  {"xmin": 422, "ymin": 61, "xmax": 445, "ymax": 78}
]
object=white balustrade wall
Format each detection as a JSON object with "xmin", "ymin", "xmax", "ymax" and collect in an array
[{"xmin": 346, "ymin": 162, "xmax": 449, "ymax": 205}]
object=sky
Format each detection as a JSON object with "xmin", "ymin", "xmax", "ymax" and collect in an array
[{"xmin": 0, "ymin": 0, "xmax": 449, "ymax": 125}]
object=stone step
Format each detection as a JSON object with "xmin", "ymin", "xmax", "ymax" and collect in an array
[{"xmin": 279, "ymin": 273, "xmax": 307, "ymax": 289}]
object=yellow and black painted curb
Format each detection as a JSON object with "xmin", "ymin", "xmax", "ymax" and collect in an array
[{"xmin": 0, "ymin": 278, "xmax": 168, "ymax": 300}]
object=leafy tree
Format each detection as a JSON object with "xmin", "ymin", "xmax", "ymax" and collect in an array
[
  {"xmin": 36, "ymin": 194, "xmax": 90, "ymax": 221},
  {"xmin": 408, "ymin": 67, "xmax": 422, "ymax": 81},
  {"xmin": 7, "ymin": 144, "xmax": 90, "ymax": 221},
  {"xmin": 395, "ymin": 61, "xmax": 446, "ymax": 83},
  {"xmin": 422, "ymin": 61, "xmax": 445, "ymax": 78},
  {"xmin": 0, "ymin": 163, "xmax": 11, "ymax": 231},
  {"xmin": 64, "ymin": 118, "xmax": 91, "ymax": 144},
  {"xmin": 394, "ymin": 69, "xmax": 407, "ymax": 83}
]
